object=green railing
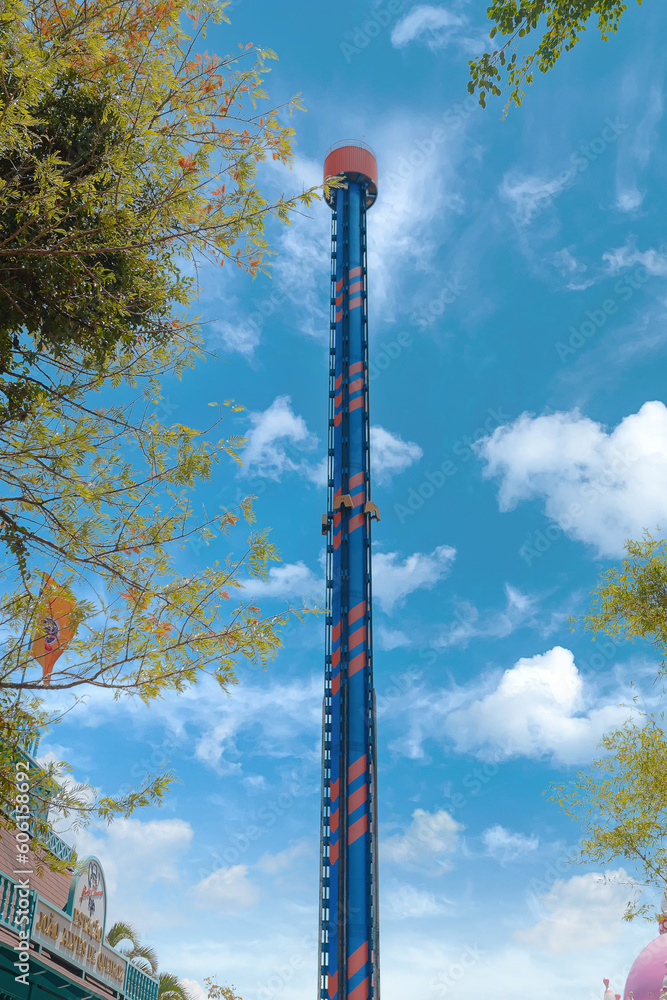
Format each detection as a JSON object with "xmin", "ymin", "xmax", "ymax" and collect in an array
[
  {"xmin": 41, "ymin": 827, "xmax": 75, "ymax": 864},
  {"xmin": 0, "ymin": 871, "xmax": 35, "ymax": 934},
  {"xmin": 124, "ymin": 961, "xmax": 159, "ymax": 1000}
]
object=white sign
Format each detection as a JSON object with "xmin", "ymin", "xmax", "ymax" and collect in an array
[
  {"xmin": 31, "ymin": 856, "xmax": 127, "ymax": 990},
  {"xmin": 68, "ymin": 857, "xmax": 107, "ymax": 937}
]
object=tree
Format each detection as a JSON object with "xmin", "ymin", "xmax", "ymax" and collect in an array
[
  {"xmin": 0, "ymin": 0, "xmax": 323, "ymax": 855},
  {"xmin": 0, "ymin": 331, "xmax": 309, "ymax": 864},
  {"xmin": 554, "ymin": 531, "xmax": 667, "ymax": 918},
  {"xmin": 106, "ymin": 924, "xmax": 213, "ymax": 1000},
  {"xmin": 468, "ymin": 1, "xmax": 643, "ymax": 111},
  {"xmin": 205, "ymin": 978, "xmax": 242, "ymax": 1000},
  {"xmin": 106, "ymin": 922, "xmax": 159, "ymax": 975},
  {"xmin": 1, "ymin": 0, "xmax": 317, "ymax": 421}
]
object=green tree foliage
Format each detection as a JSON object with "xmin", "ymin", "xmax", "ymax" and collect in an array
[
  {"xmin": 1, "ymin": 0, "xmax": 317, "ymax": 420},
  {"xmin": 0, "ymin": 334, "xmax": 307, "ymax": 862},
  {"xmin": 554, "ymin": 532, "xmax": 667, "ymax": 916},
  {"xmin": 469, "ymin": 1, "xmax": 642, "ymax": 110},
  {"xmin": 0, "ymin": 0, "xmax": 316, "ymax": 863}
]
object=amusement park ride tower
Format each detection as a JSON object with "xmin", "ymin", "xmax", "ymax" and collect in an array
[{"xmin": 318, "ymin": 142, "xmax": 381, "ymax": 1000}]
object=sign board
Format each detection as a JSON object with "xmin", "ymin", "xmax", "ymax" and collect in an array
[
  {"xmin": 31, "ymin": 856, "xmax": 127, "ymax": 990},
  {"xmin": 66, "ymin": 857, "xmax": 107, "ymax": 937}
]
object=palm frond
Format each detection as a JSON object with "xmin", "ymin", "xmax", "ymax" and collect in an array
[
  {"xmin": 106, "ymin": 921, "xmax": 140, "ymax": 950},
  {"xmin": 158, "ymin": 972, "xmax": 193, "ymax": 1000},
  {"xmin": 131, "ymin": 944, "xmax": 159, "ymax": 975}
]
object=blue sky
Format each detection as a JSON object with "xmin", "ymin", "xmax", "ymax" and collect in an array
[{"xmin": 36, "ymin": 1, "xmax": 667, "ymax": 998}]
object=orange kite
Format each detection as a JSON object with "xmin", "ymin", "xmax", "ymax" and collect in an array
[{"xmin": 30, "ymin": 577, "xmax": 76, "ymax": 686}]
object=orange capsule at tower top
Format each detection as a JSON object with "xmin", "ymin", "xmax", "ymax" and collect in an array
[{"xmin": 323, "ymin": 140, "xmax": 378, "ymax": 209}]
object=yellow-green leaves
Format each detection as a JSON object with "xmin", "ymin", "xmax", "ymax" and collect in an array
[
  {"xmin": 1, "ymin": 0, "xmax": 320, "ymax": 419},
  {"xmin": 553, "ymin": 531, "xmax": 667, "ymax": 916},
  {"xmin": 0, "ymin": 334, "xmax": 310, "ymax": 860},
  {"xmin": 554, "ymin": 712, "xmax": 667, "ymax": 919},
  {"xmin": 0, "ymin": 0, "xmax": 320, "ymax": 870},
  {"xmin": 582, "ymin": 531, "xmax": 667, "ymax": 653},
  {"xmin": 469, "ymin": 1, "xmax": 640, "ymax": 112}
]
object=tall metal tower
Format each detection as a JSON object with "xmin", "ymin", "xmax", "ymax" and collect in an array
[{"xmin": 319, "ymin": 142, "xmax": 380, "ymax": 1000}]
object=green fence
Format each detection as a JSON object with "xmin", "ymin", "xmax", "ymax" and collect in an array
[
  {"xmin": 0, "ymin": 871, "xmax": 35, "ymax": 935},
  {"xmin": 40, "ymin": 827, "xmax": 74, "ymax": 864},
  {"xmin": 124, "ymin": 960, "xmax": 159, "ymax": 1000}
]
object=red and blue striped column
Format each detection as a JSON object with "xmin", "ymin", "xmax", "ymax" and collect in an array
[{"xmin": 319, "ymin": 142, "xmax": 380, "ymax": 1000}]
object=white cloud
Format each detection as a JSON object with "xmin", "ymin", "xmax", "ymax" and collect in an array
[
  {"xmin": 371, "ymin": 920, "xmax": 648, "ymax": 1000},
  {"xmin": 270, "ymin": 154, "xmax": 331, "ymax": 340},
  {"xmin": 243, "ymin": 561, "xmax": 321, "ymax": 601},
  {"xmin": 210, "ymin": 318, "xmax": 261, "ymax": 357},
  {"xmin": 552, "ymin": 248, "xmax": 583, "ymax": 276},
  {"xmin": 193, "ymin": 676, "xmax": 322, "ymax": 772},
  {"xmin": 193, "ymin": 864, "xmax": 260, "ymax": 912},
  {"xmin": 211, "ymin": 154, "xmax": 330, "ymax": 351},
  {"xmin": 242, "ymin": 544, "xmax": 455, "ymax": 614},
  {"xmin": 445, "ymin": 646, "xmax": 632, "ymax": 765},
  {"xmin": 377, "ymin": 626, "xmax": 412, "ymax": 651},
  {"xmin": 603, "ymin": 240, "xmax": 667, "ymax": 277},
  {"xmin": 371, "ymin": 426, "xmax": 422, "ymax": 484},
  {"xmin": 383, "ymin": 808, "xmax": 463, "ymax": 868},
  {"xmin": 42, "ymin": 671, "xmax": 324, "ymax": 778},
  {"xmin": 616, "ymin": 187, "xmax": 643, "ymax": 212},
  {"xmin": 179, "ymin": 980, "xmax": 208, "ymax": 1000},
  {"xmin": 516, "ymin": 869, "xmax": 634, "ymax": 953},
  {"xmin": 476, "ymin": 401, "xmax": 667, "ymax": 557},
  {"xmin": 228, "ymin": 117, "xmax": 472, "ymax": 349},
  {"xmin": 74, "ymin": 818, "xmax": 193, "ymax": 894},
  {"xmin": 384, "ymin": 882, "xmax": 449, "ymax": 919},
  {"xmin": 304, "ymin": 456, "xmax": 327, "ymax": 488},
  {"xmin": 72, "ymin": 817, "xmax": 194, "ymax": 932},
  {"xmin": 242, "ymin": 773, "xmax": 266, "ymax": 790},
  {"xmin": 500, "ymin": 169, "xmax": 574, "ymax": 227},
  {"xmin": 615, "ymin": 76, "xmax": 663, "ymax": 213},
  {"xmin": 391, "ymin": 5, "xmax": 480, "ymax": 52},
  {"xmin": 373, "ymin": 544, "xmax": 456, "ymax": 613},
  {"xmin": 242, "ymin": 397, "xmax": 421, "ymax": 488},
  {"xmin": 367, "ymin": 118, "xmax": 469, "ymax": 318},
  {"xmin": 482, "ymin": 825, "xmax": 539, "ymax": 865},
  {"xmin": 256, "ymin": 839, "xmax": 310, "ymax": 875},
  {"xmin": 435, "ymin": 583, "xmax": 538, "ymax": 648},
  {"xmin": 242, "ymin": 395, "xmax": 317, "ymax": 479},
  {"xmin": 551, "ymin": 248, "xmax": 595, "ymax": 290},
  {"xmin": 194, "ymin": 715, "xmax": 244, "ymax": 776}
]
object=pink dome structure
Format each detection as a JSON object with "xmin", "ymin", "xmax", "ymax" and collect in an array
[
  {"xmin": 602, "ymin": 892, "xmax": 667, "ymax": 1000},
  {"xmin": 622, "ymin": 938, "xmax": 667, "ymax": 1000}
]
